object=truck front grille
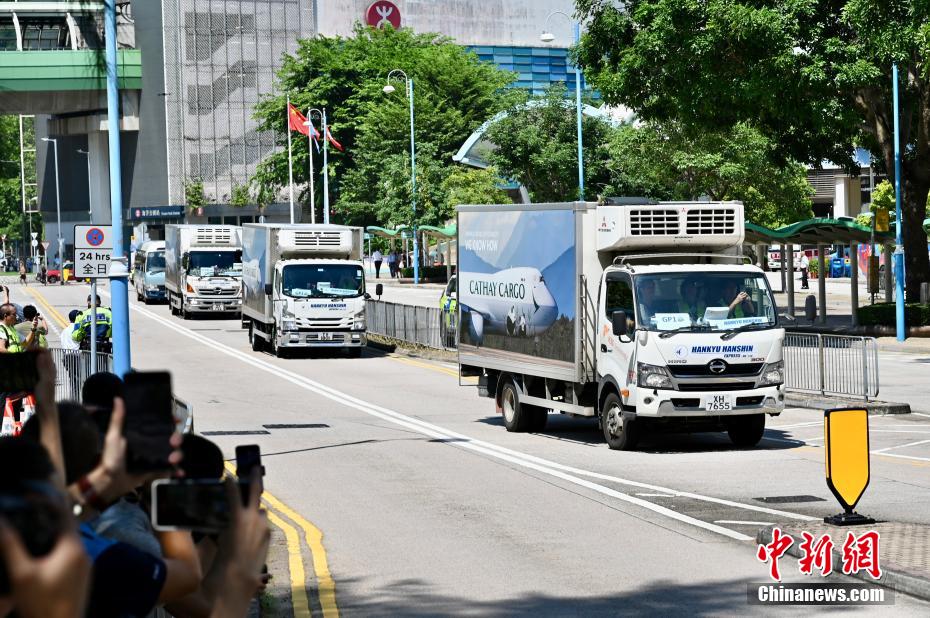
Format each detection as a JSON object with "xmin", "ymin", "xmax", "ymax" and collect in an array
[
  {"xmin": 668, "ymin": 363, "xmax": 763, "ymax": 378},
  {"xmin": 677, "ymin": 382, "xmax": 755, "ymax": 392}
]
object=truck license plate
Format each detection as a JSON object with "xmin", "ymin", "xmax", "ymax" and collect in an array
[
  {"xmin": 705, "ymin": 394, "xmax": 733, "ymax": 412},
  {"xmin": 319, "ymin": 332, "xmax": 333, "ymax": 341},
  {"xmin": 212, "ymin": 304, "xmax": 223, "ymax": 311}
]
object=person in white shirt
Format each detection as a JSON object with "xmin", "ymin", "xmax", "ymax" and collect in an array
[
  {"xmin": 372, "ymin": 249, "xmax": 383, "ymax": 279},
  {"xmin": 800, "ymin": 253, "xmax": 810, "ymax": 289}
]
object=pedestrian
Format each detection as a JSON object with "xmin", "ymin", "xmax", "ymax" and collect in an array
[
  {"xmin": 800, "ymin": 253, "xmax": 810, "ymax": 290},
  {"xmin": 372, "ymin": 248, "xmax": 383, "ymax": 279},
  {"xmin": 40, "ymin": 263, "xmax": 47, "ymax": 285},
  {"xmin": 73, "ymin": 294, "xmax": 113, "ymax": 353},
  {"xmin": 386, "ymin": 250, "xmax": 397, "ymax": 279},
  {"xmin": 19, "ymin": 261, "xmax": 26, "ymax": 286},
  {"xmin": 15, "ymin": 305, "xmax": 48, "ymax": 349},
  {"xmin": 0, "ymin": 301, "xmax": 36, "ymax": 353},
  {"xmin": 61, "ymin": 309, "xmax": 82, "ymax": 399}
]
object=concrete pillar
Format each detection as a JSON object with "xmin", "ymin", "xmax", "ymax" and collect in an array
[
  {"xmin": 445, "ymin": 240, "xmax": 451, "ymax": 282},
  {"xmin": 779, "ymin": 244, "xmax": 787, "ymax": 293},
  {"xmin": 850, "ymin": 241, "xmax": 858, "ymax": 327},
  {"xmin": 884, "ymin": 243, "xmax": 894, "ymax": 303},
  {"xmin": 755, "ymin": 243, "xmax": 766, "ymax": 269},
  {"xmin": 818, "ymin": 244, "xmax": 827, "ymax": 324},
  {"xmin": 786, "ymin": 244, "xmax": 795, "ymax": 318},
  {"xmin": 88, "ymin": 132, "xmax": 111, "ymax": 225}
]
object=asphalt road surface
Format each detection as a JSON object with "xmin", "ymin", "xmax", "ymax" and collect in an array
[{"xmin": 14, "ymin": 280, "xmax": 930, "ymax": 616}]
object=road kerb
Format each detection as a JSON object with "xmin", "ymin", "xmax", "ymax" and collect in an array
[{"xmin": 266, "ymin": 508, "xmax": 312, "ymax": 618}]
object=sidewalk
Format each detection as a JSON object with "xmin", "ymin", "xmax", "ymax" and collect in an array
[
  {"xmin": 366, "ymin": 275, "xmax": 444, "ymax": 308},
  {"xmin": 758, "ymin": 522, "xmax": 930, "ymax": 601}
]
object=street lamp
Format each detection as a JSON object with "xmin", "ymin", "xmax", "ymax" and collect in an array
[
  {"xmin": 541, "ymin": 11, "xmax": 585, "ymax": 201},
  {"xmin": 383, "ymin": 69, "xmax": 420, "ymax": 285},
  {"xmin": 77, "ymin": 148, "xmax": 93, "ymax": 219},
  {"xmin": 40, "ymin": 137, "xmax": 64, "ymax": 272}
]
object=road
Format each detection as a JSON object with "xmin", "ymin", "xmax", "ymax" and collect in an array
[{"xmin": 12, "ymin": 280, "xmax": 930, "ymax": 615}]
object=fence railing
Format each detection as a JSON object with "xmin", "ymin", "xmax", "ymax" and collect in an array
[
  {"xmin": 367, "ymin": 300, "xmax": 457, "ymax": 350},
  {"xmin": 783, "ymin": 333, "xmax": 879, "ymax": 400},
  {"xmin": 49, "ymin": 347, "xmax": 114, "ymax": 402}
]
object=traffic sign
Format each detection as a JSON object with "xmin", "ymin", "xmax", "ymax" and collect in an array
[
  {"xmin": 74, "ymin": 224, "xmax": 113, "ymax": 278},
  {"xmin": 30, "ymin": 232, "xmax": 38, "ymax": 240},
  {"xmin": 41, "ymin": 241, "xmax": 50, "ymax": 251},
  {"xmin": 31, "ymin": 239, "xmax": 38, "ymax": 248},
  {"xmin": 823, "ymin": 408, "xmax": 875, "ymax": 525}
]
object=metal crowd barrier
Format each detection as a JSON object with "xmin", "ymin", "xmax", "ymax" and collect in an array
[
  {"xmin": 784, "ymin": 333, "xmax": 879, "ymax": 400},
  {"xmin": 367, "ymin": 300, "xmax": 457, "ymax": 350},
  {"xmin": 49, "ymin": 347, "xmax": 114, "ymax": 402}
]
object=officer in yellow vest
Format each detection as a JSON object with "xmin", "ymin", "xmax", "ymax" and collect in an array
[
  {"xmin": 0, "ymin": 303, "xmax": 36, "ymax": 353},
  {"xmin": 72, "ymin": 294, "xmax": 113, "ymax": 352}
]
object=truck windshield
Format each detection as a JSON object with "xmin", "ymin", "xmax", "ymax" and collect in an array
[
  {"xmin": 146, "ymin": 253, "xmax": 165, "ymax": 273},
  {"xmin": 189, "ymin": 251, "xmax": 241, "ymax": 277},
  {"xmin": 631, "ymin": 272, "xmax": 777, "ymax": 332},
  {"xmin": 282, "ymin": 264, "xmax": 365, "ymax": 299}
]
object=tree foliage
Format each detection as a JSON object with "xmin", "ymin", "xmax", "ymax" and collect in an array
[
  {"xmin": 575, "ymin": 0, "xmax": 930, "ymax": 297},
  {"xmin": 0, "ymin": 115, "xmax": 42, "ymax": 257},
  {"xmin": 253, "ymin": 25, "xmax": 514, "ymax": 227},
  {"xmin": 605, "ymin": 122, "xmax": 813, "ymax": 227},
  {"xmin": 485, "ymin": 85, "xmax": 614, "ymax": 202}
]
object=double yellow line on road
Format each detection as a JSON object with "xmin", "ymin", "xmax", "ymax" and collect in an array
[{"xmin": 26, "ymin": 285, "xmax": 339, "ymax": 617}]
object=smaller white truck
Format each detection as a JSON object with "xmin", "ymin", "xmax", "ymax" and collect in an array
[
  {"xmin": 241, "ymin": 223, "xmax": 369, "ymax": 357},
  {"xmin": 165, "ymin": 225, "xmax": 243, "ymax": 318}
]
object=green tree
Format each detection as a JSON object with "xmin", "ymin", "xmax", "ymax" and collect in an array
[
  {"xmin": 605, "ymin": 122, "xmax": 813, "ymax": 227},
  {"xmin": 440, "ymin": 166, "xmax": 510, "ymax": 210},
  {"xmin": 0, "ymin": 115, "xmax": 41, "ymax": 260},
  {"xmin": 575, "ymin": 0, "xmax": 930, "ymax": 298},
  {"xmin": 253, "ymin": 25, "xmax": 514, "ymax": 226},
  {"xmin": 184, "ymin": 179, "xmax": 205, "ymax": 213},
  {"xmin": 229, "ymin": 183, "xmax": 251, "ymax": 208},
  {"xmin": 485, "ymin": 86, "xmax": 614, "ymax": 202}
]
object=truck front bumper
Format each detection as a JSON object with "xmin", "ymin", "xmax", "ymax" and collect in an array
[
  {"xmin": 277, "ymin": 330, "xmax": 367, "ymax": 349},
  {"xmin": 630, "ymin": 384, "xmax": 784, "ymax": 417},
  {"xmin": 144, "ymin": 286, "xmax": 167, "ymax": 301},
  {"xmin": 185, "ymin": 297, "xmax": 242, "ymax": 313}
]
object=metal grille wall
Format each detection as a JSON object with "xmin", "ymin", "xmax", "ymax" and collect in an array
[{"xmin": 162, "ymin": 0, "xmax": 313, "ymax": 205}]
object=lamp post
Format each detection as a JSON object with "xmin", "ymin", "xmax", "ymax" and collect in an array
[
  {"xmin": 892, "ymin": 63, "xmax": 906, "ymax": 341},
  {"xmin": 40, "ymin": 137, "xmax": 64, "ymax": 271},
  {"xmin": 383, "ymin": 69, "xmax": 419, "ymax": 285},
  {"xmin": 77, "ymin": 148, "xmax": 93, "ymax": 219},
  {"xmin": 541, "ymin": 11, "xmax": 585, "ymax": 201}
]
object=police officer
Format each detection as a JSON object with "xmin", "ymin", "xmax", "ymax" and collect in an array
[{"xmin": 72, "ymin": 294, "xmax": 113, "ymax": 353}]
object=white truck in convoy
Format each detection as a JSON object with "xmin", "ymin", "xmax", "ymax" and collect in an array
[
  {"xmin": 241, "ymin": 223, "xmax": 369, "ymax": 357},
  {"xmin": 457, "ymin": 199, "xmax": 785, "ymax": 450},
  {"xmin": 165, "ymin": 225, "xmax": 243, "ymax": 318}
]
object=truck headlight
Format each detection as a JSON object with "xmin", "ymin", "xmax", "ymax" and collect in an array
[
  {"xmin": 281, "ymin": 319, "xmax": 297, "ymax": 332},
  {"xmin": 637, "ymin": 363, "xmax": 672, "ymax": 389},
  {"xmin": 144, "ymin": 284, "xmax": 159, "ymax": 292},
  {"xmin": 186, "ymin": 283, "xmax": 195, "ymax": 293},
  {"xmin": 352, "ymin": 310, "xmax": 366, "ymax": 331},
  {"xmin": 760, "ymin": 360, "xmax": 784, "ymax": 386}
]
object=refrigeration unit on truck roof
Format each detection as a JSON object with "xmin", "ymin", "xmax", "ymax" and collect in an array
[
  {"xmin": 595, "ymin": 201, "xmax": 744, "ymax": 252},
  {"xmin": 277, "ymin": 226, "xmax": 360, "ymax": 259},
  {"xmin": 191, "ymin": 226, "xmax": 239, "ymax": 247}
]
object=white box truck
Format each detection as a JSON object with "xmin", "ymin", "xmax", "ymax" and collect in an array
[
  {"xmin": 457, "ymin": 200, "xmax": 785, "ymax": 450},
  {"xmin": 165, "ymin": 225, "xmax": 243, "ymax": 318},
  {"xmin": 241, "ymin": 223, "xmax": 368, "ymax": 357}
]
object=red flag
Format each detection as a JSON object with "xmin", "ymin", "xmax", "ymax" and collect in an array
[
  {"xmin": 326, "ymin": 127, "xmax": 344, "ymax": 151},
  {"xmin": 287, "ymin": 103, "xmax": 309, "ymax": 136}
]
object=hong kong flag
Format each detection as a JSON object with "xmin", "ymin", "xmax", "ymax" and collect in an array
[
  {"xmin": 326, "ymin": 127, "xmax": 344, "ymax": 152},
  {"xmin": 287, "ymin": 103, "xmax": 310, "ymax": 136}
]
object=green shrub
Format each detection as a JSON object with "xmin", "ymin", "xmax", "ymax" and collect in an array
[
  {"xmin": 857, "ymin": 302, "xmax": 930, "ymax": 327},
  {"xmin": 399, "ymin": 266, "xmax": 450, "ymax": 281}
]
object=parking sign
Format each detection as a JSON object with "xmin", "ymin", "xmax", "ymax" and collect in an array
[{"xmin": 74, "ymin": 225, "xmax": 113, "ymax": 278}]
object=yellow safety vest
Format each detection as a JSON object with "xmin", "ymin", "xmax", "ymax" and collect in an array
[{"xmin": 0, "ymin": 323, "xmax": 23, "ymax": 353}]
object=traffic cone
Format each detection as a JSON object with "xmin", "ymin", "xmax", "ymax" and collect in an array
[
  {"xmin": 1, "ymin": 398, "xmax": 15, "ymax": 437},
  {"xmin": 19, "ymin": 394, "xmax": 36, "ymax": 429}
]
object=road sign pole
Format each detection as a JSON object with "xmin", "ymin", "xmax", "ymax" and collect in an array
[
  {"xmin": 105, "ymin": 0, "xmax": 130, "ymax": 376},
  {"xmin": 90, "ymin": 279, "xmax": 97, "ymax": 374}
]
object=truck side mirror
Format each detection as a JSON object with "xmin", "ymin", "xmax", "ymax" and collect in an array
[
  {"xmin": 611, "ymin": 311, "xmax": 629, "ymax": 337},
  {"xmin": 264, "ymin": 283, "xmax": 272, "ymax": 296},
  {"xmin": 181, "ymin": 253, "xmax": 189, "ymax": 270},
  {"xmin": 375, "ymin": 283, "xmax": 383, "ymax": 299}
]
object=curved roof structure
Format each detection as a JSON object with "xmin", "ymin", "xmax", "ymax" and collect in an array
[
  {"xmin": 745, "ymin": 218, "xmax": 895, "ymax": 245},
  {"xmin": 452, "ymin": 101, "xmax": 625, "ymax": 169}
]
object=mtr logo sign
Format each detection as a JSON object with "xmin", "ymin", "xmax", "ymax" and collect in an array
[{"xmin": 366, "ymin": 1, "xmax": 401, "ymax": 29}]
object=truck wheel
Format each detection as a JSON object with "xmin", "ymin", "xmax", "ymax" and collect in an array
[
  {"xmin": 497, "ymin": 379, "xmax": 546, "ymax": 432},
  {"xmin": 270, "ymin": 328, "xmax": 284, "ymax": 358},
  {"xmin": 601, "ymin": 392, "xmax": 639, "ymax": 451},
  {"xmin": 726, "ymin": 414, "xmax": 766, "ymax": 448},
  {"xmin": 249, "ymin": 322, "xmax": 264, "ymax": 352}
]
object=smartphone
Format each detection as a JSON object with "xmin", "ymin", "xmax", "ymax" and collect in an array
[
  {"xmin": 150, "ymin": 479, "xmax": 240, "ymax": 533},
  {"xmin": 123, "ymin": 371, "xmax": 175, "ymax": 473},
  {"xmin": 0, "ymin": 487, "xmax": 66, "ymax": 594},
  {"xmin": 235, "ymin": 444, "xmax": 265, "ymax": 494},
  {"xmin": 0, "ymin": 350, "xmax": 39, "ymax": 393}
]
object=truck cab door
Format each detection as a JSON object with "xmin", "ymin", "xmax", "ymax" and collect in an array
[{"xmin": 599, "ymin": 273, "xmax": 636, "ymax": 388}]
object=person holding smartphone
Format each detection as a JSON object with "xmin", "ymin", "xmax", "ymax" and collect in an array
[
  {"xmin": 15, "ymin": 306, "xmax": 48, "ymax": 350},
  {"xmin": 0, "ymin": 303, "xmax": 35, "ymax": 353}
]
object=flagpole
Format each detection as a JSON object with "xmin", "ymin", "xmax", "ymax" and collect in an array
[
  {"xmin": 322, "ymin": 107, "xmax": 330, "ymax": 225},
  {"xmin": 307, "ymin": 108, "xmax": 316, "ymax": 224},
  {"xmin": 286, "ymin": 96, "xmax": 295, "ymax": 224}
]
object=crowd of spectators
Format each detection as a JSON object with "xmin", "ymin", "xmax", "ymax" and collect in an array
[{"xmin": 0, "ymin": 350, "xmax": 271, "ymax": 617}]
